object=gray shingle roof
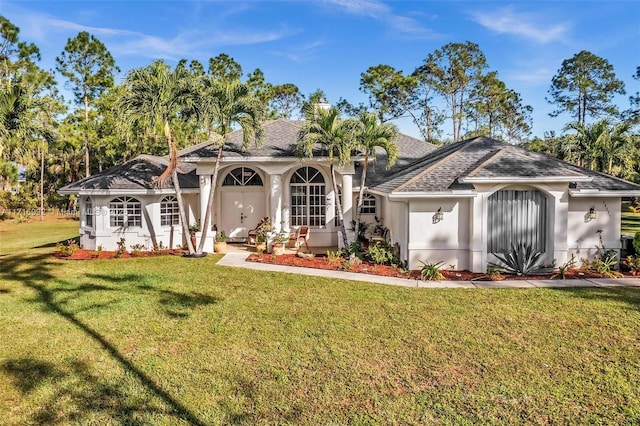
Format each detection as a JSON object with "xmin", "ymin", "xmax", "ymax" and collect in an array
[
  {"xmin": 360, "ymin": 133, "xmax": 438, "ymax": 187},
  {"xmin": 59, "ymin": 155, "xmax": 198, "ymax": 192},
  {"xmin": 371, "ymin": 136, "xmax": 640, "ymax": 194},
  {"xmin": 180, "ymin": 120, "xmax": 308, "ymax": 159}
]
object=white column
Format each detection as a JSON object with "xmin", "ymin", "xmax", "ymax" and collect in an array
[
  {"xmin": 270, "ymin": 174, "xmax": 283, "ymax": 229},
  {"xmin": 552, "ymin": 189, "xmax": 569, "ymax": 265},
  {"xmin": 199, "ymin": 174, "xmax": 211, "ymax": 228},
  {"xmin": 469, "ymin": 195, "xmax": 485, "ymax": 272},
  {"xmin": 341, "ymin": 173, "xmax": 353, "ymax": 222}
]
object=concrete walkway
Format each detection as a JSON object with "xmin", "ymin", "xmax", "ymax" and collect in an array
[{"xmin": 216, "ymin": 252, "xmax": 640, "ymax": 289}]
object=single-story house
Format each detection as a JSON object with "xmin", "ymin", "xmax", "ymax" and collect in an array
[{"xmin": 59, "ymin": 119, "xmax": 640, "ymax": 272}]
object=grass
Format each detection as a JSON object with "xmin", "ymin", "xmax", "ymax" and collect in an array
[
  {"xmin": 622, "ymin": 211, "xmax": 640, "ymax": 235},
  {"xmin": 1, "ymin": 216, "xmax": 640, "ymax": 424}
]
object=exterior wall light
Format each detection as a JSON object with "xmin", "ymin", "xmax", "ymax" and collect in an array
[
  {"xmin": 588, "ymin": 207, "xmax": 596, "ymax": 220},
  {"xmin": 433, "ymin": 207, "xmax": 444, "ymax": 224}
]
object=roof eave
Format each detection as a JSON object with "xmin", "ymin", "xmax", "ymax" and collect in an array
[
  {"xmin": 388, "ymin": 190, "xmax": 477, "ymax": 199},
  {"xmin": 183, "ymin": 156, "xmax": 331, "ymax": 163},
  {"xmin": 57, "ymin": 188, "xmax": 200, "ymax": 196},
  {"xmin": 569, "ymin": 189, "xmax": 640, "ymax": 197},
  {"xmin": 458, "ymin": 176, "xmax": 592, "ymax": 184}
]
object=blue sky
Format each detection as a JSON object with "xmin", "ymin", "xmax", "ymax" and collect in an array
[{"xmin": 3, "ymin": 0, "xmax": 639, "ymax": 140}]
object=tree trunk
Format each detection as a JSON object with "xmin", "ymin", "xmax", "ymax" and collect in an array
[
  {"xmin": 40, "ymin": 147, "xmax": 44, "ymax": 221},
  {"xmin": 84, "ymin": 92, "xmax": 90, "ymax": 178},
  {"xmin": 331, "ymin": 164, "xmax": 349, "ymax": 248},
  {"xmin": 162, "ymin": 121, "xmax": 194, "ymax": 254},
  {"xmin": 354, "ymin": 156, "xmax": 369, "ymax": 243},
  {"xmin": 197, "ymin": 144, "xmax": 223, "ymax": 254}
]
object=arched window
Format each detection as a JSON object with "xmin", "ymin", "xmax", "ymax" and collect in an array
[
  {"xmin": 160, "ymin": 196, "xmax": 179, "ymax": 226},
  {"xmin": 222, "ymin": 167, "xmax": 263, "ymax": 186},
  {"xmin": 488, "ymin": 189, "xmax": 547, "ymax": 254},
  {"xmin": 84, "ymin": 197, "xmax": 94, "ymax": 227},
  {"xmin": 360, "ymin": 193, "xmax": 377, "ymax": 214},
  {"xmin": 109, "ymin": 196, "xmax": 142, "ymax": 227},
  {"xmin": 290, "ymin": 167, "xmax": 326, "ymax": 227}
]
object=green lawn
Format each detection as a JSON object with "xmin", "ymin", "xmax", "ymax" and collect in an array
[
  {"xmin": 1, "ymin": 217, "xmax": 639, "ymax": 424},
  {"xmin": 622, "ymin": 211, "xmax": 640, "ymax": 235}
]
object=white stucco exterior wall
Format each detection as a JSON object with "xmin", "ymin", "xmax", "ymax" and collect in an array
[
  {"xmin": 78, "ymin": 193, "xmax": 198, "ymax": 252},
  {"xmin": 567, "ymin": 197, "xmax": 622, "ymax": 263},
  {"xmin": 407, "ymin": 198, "xmax": 471, "ymax": 271}
]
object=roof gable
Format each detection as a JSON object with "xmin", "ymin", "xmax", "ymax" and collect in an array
[{"xmin": 371, "ymin": 136, "xmax": 640, "ymax": 195}]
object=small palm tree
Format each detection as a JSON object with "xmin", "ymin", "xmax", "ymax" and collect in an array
[
  {"xmin": 353, "ymin": 112, "xmax": 398, "ymax": 236},
  {"xmin": 297, "ymin": 105, "xmax": 358, "ymax": 247},
  {"xmin": 564, "ymin": 119, "xmax": 631, "ymax": 174},
  {"xmin": 195, "ymin": 78, "xmax": 263, "ymax": 254},
  {"xmin": 117, "ymin": 60, "xmax": 197, "ymax": 253}
]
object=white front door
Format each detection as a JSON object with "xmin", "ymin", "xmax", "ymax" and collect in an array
[{"xmin": 221, "ymin": 190, "xmax": 265, "ymax": 242}]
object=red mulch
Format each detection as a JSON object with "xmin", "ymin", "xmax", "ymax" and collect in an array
[
  {"xmin": 246, "ymin": 253, "xmax": 633, "ymax": 281},
  {"xmin": 54, "ymin": 250, "xmax": 638, "ymax": 281},
  {"xmin": 54, "ymin": 249, "xmax": 184, "ymax": 260}
]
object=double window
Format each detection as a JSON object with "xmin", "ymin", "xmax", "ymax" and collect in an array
[
  {"xmin": 160, "ymin": 196, "xmax": 179, "ymax": 226},
  {"xmin": 290, "ymin": 167, "xmax": 326, "ymax": 227},
  {"xmin": 109, "ymin": 196, "xmax": 142, "ymax": 227}
]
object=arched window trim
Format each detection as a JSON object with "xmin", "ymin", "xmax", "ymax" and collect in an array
[
  {"xmin": 160, "ymin": 195, "xmax": 179, "ymax": 226},
  {"xmin": 290, "ymin": 166, "xmax": 326, "ymax": 228},
  {"xmin": 222, "ymin": 167, "xmax": 263, "ymax": 186},
  {"xmin": 109, "ymin": 196, "xmax": 142, "ymax": 228}
]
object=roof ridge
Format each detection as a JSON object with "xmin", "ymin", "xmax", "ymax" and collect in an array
[
  {"xmin": 395, "ymin": 148, "xmax": 465, "ymax": 192},
  {"xmin": 465, "ymin": 148, "xmax": 506, "ymax": 177}
]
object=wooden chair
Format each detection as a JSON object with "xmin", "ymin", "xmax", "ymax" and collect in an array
[
  {"xmin": 246, "ymin": 227, "xmax": 258, "ymax": 245},
  {"xmin": 288, "ymin": 226, "xmax": 310, "ymax": 251}
]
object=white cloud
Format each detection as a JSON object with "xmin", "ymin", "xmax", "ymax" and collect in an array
[
  {"xmin": 508, "ymin": 66, "xmax": 555, "ymax": 84},
  {"xmin": 327, "ymin": 0, "xmax": 442, "ymax": 39},
  {"xmin": 14, "ymin": 6, "xmax": 295, "ymax": 60},
  {"xmin": 470, "ymin": 6, "xmax": 570, "ymax": 44}
]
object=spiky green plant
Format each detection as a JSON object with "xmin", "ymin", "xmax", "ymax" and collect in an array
[
  {"xmin": 490, "ymin": 243, "xmax": 549, "ymax": 276},
  {"xmin": 419, "ymin": 260, "xmax": 445, "ymax": 281}
]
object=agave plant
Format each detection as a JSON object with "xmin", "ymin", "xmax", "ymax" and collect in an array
[{"xmin": 490, "ymin": 243, "xmax": 549, "ymax": 276}]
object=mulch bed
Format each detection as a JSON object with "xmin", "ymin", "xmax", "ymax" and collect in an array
[
  {"xmin": 54, "ymin": 249, "xmax": 184, "ymax": 260},
  {"xmin": 54, "ymin": 250, "xmax": 637, "ymax": 281},
  {"xmin": 246, "ymin": 253, "xmax": 633, "ymax": 281}
]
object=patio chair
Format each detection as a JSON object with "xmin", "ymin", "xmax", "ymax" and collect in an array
[
  {"xmin": 246, "ymin": 227, "xmax": 258, "ymax": 245},
  {"xmin": 288, "ymin": 226, "xmax": 310, "ymax": 251}
]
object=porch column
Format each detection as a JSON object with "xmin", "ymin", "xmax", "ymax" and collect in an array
[
  {"xmin": 199, "ymin": 174, "xmax": 211, "ymax": 229},
  {"xmin": 469, "ymin": 195, "xmax": 485, "ymax": 272},
  {"xmin": 552, "ymin": 189, "xmax": 569, "ymax": 265},
  {"xmin": 270, "ymin": 174, "xmax": 283, "ymax": 229},
  {"xmin": 341, "ymin": 173, "xmax": 353, "ymax": 222}
]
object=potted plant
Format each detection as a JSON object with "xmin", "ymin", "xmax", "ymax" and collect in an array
[
  {"xmin": 254, "ymin": 217, "xmax": 272, "ymax": 253},
  {"xmin": 271, "ymin": 229, "xmax": 289, "ymax": 255},
  {"xmin": 214, "ymin": 230, "xmax": 227, "ymax": 253},
  {"xmin": 189, "ymin": 220, "xmax": 201, "ymax": 249}
]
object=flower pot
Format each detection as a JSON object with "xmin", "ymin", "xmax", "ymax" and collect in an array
[
  {"xmin": 255, "ymin": 242, "xmax": 267, "ymax": 253},
  {"xmin": 214, "ymin": 241, "xmax": 227, "ymax": 253},
  {"xmin": 272, "ymin": 243, "xmax": 285, "ymax": 255}
]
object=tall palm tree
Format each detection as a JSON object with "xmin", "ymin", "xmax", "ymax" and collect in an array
[
  {"xmin": 353, "ymin": 112, "xmax": 398, "ymax": 237},
  {"xmin": 297, "ymin": 105, "xmax": 358, "ymax": 247},
  {"xmin": 117, "ymin": 60, "xmax": 197, "ymax": 253},
  {"xmin": 196, "ymin": 78, "xmax": 263, "ymax": 254}
]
